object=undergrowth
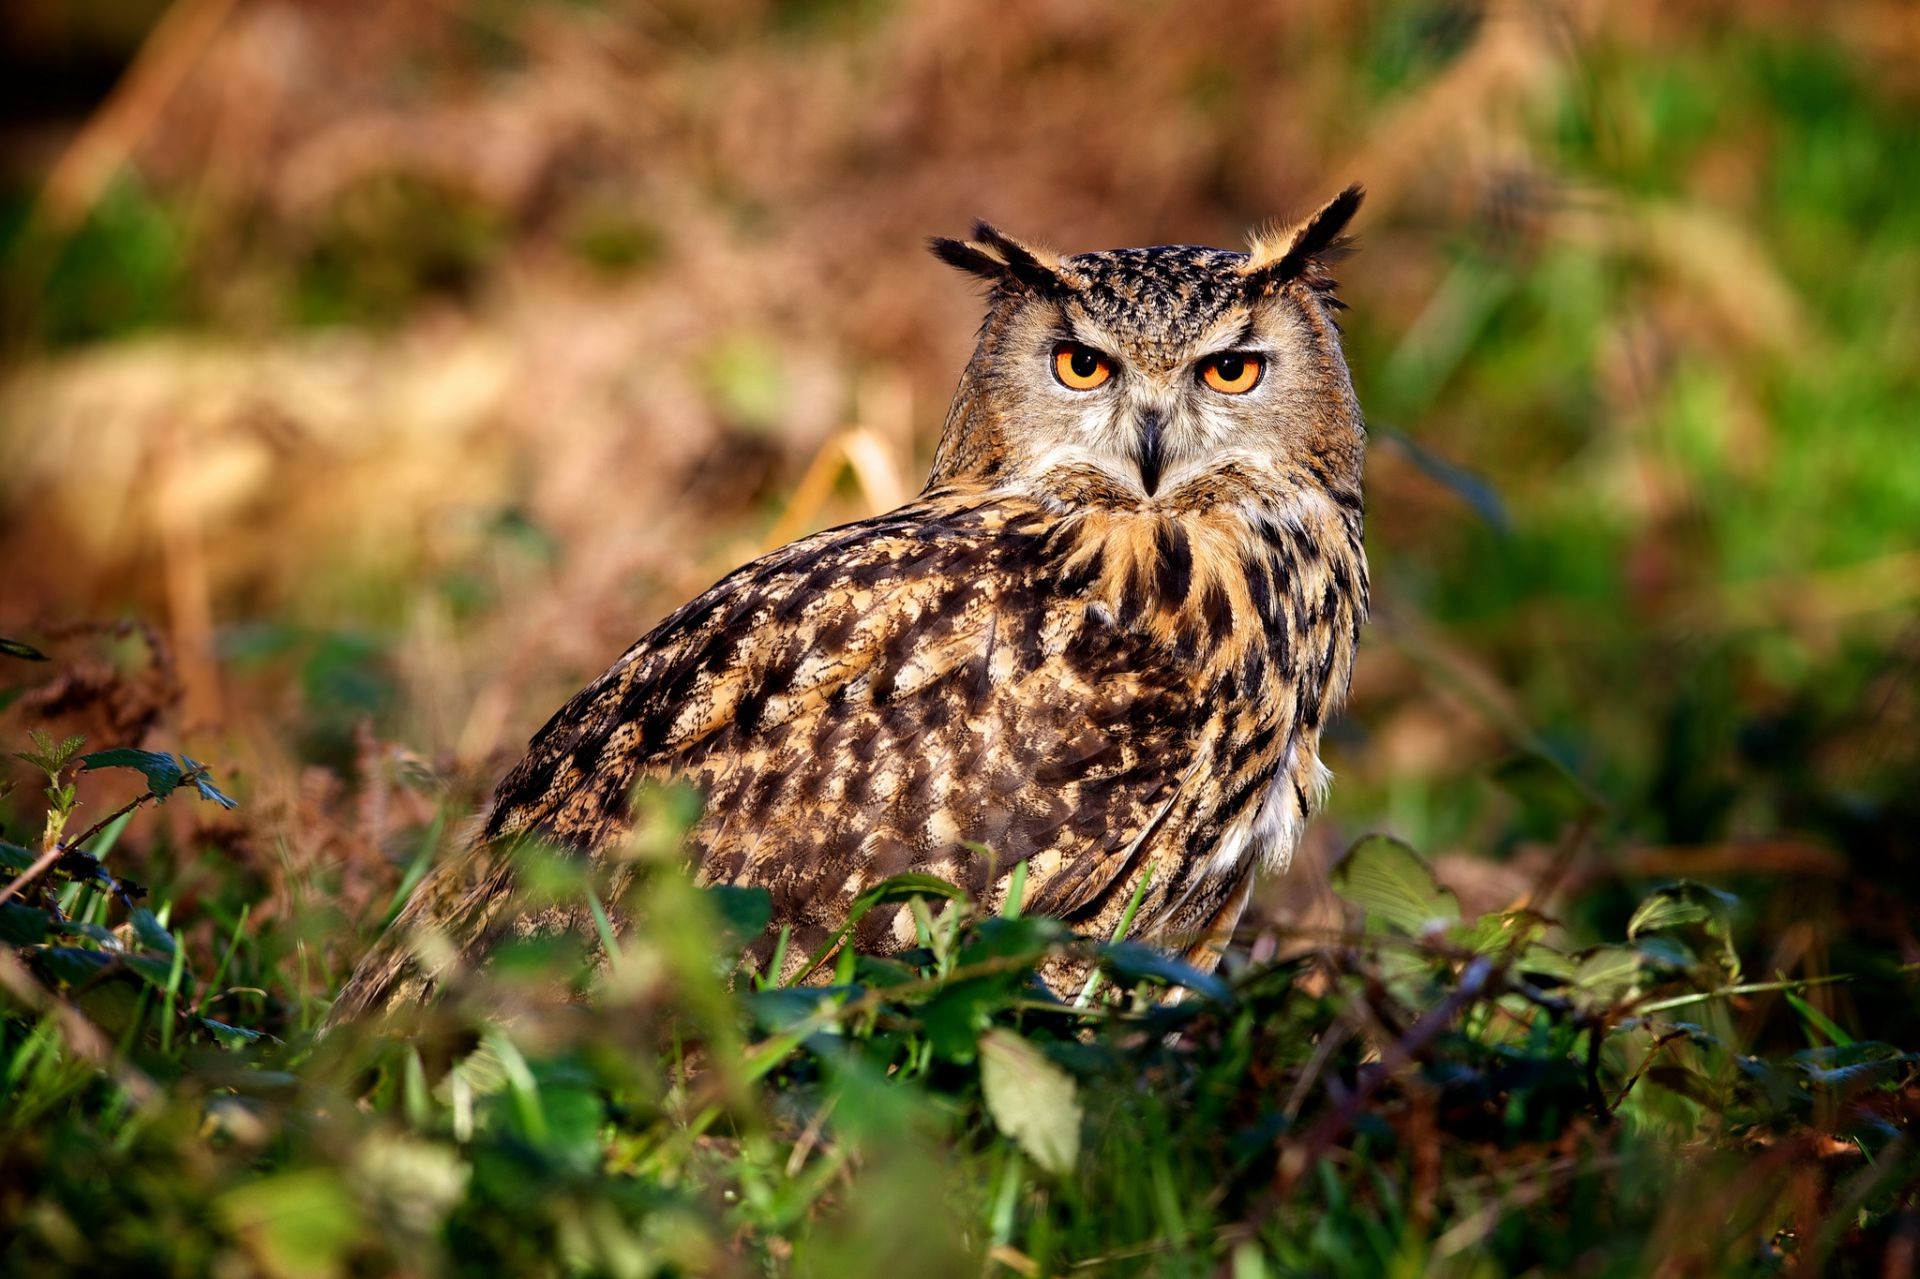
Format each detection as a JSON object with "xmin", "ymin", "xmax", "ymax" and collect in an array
[{"xmin": 2, "ymin": 728, "xmax": 1915, "ymax": 1278}]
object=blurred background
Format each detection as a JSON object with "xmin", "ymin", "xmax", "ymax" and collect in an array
[{"xmin": 1, "ymin": 0, "xmax": 1917, "ymax": 1025}]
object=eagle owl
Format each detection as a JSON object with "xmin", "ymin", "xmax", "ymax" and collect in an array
[{"xmin": 331, "ymin": 186, "xmax": 1369, "ymax": 1019}]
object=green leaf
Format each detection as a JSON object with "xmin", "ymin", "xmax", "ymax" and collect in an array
[
  {"xmin": 921, "ymin": 978, "xmax": 1013, "ymax": 1063},
  {"xmin": 125, "ymin": 953, "xmax": 179, "ymax": 989},
  {"xmin": 131, "ymin": 907, "xmax": 178, "ymax": 957},
  {"xmin": 979, "ymin": 1029, "xmax": 1081, "ymax": 1176},
  {"xmin": 0, "ymin": 637, "xmax": 49, "ymax": 661},
  {"xmin": 218, "ymin": 1169, "xmax": 366, "ymax": 1279},
  {"xmin": 958, "ymin": 914, "xmax": 1068, "ymax": 967},
  {"xmin": 0, "ymin": 903, "xmax": 48, "ymax": 946},
  {"xmin": 1097, "ymin": 940, "xmax": 1232, "ymax": 1004},
  {"xmin": 1458, "ymin": 907, "xmax": 1550, "ymax": 957},
  {"xmin": 15, "ymin": 730, "xmax": 86, "ymax": 777},
  {"xmin": 0, "ymin": 841, "xmax": 37, "ymax": 873},
  {"xmin": 1627, "ymin": 881, "xmax": 1741, "ymax": 982},
  {"xmin": 854, "ymin": 872, "xmax": 968, "ymax": 909},
  {"xmin": 1627, "ymin": 881, "xmax": 1739, "ymax": 937},
  {"xmin": 80, "ymin": 748, "xmax": 184, "ymax": 798},
  {"xmin": 1330, "ymin": 836, "xmax": 1460, "ymax": 935},
  {"xmin": 33, "ymin": 946, "xmax": 115, "ymax": 987},
  {"xmin": 1569, "ymin": 945, "xmax": 1643, "ymax": 1009},
  {"xmin": 703, "ymin": 884, "xmax": 773, "ymax": 940}
]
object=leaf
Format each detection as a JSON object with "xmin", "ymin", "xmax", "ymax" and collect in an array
[
  {"xmin": 80, "ymin": 748, "xmax": 184, "ymax": 798},
  {"xmin": 921, "ymin": 978, "xmax": 1015, "ymax": 1063},
  {"xmin": 1459, "ymin": 908, "xmax": 1550, "ymax": 958},
  {"xmin": 703, "ymin": 885, "xmax": 772, "ymax": 940},
  {"xmin": 32, "ymin": 946, "xmax": 115, "ymax": 987},
  {"xmin": 854, "ymin": 872, "xmax": 968, "ymax": 909},
  {"xmin": 180, "ymin": 756, "xmax": 239, "ymax": 809},
  {"xmin": 124, "ymin": 953, "xmax": 180, "ymax": 989},
  {"xmin": 0, "ymin": 637, "xmax": 49, "ymax": 661},
  {"xmin": 15, "ymin": 731, "xmax": 86, "ymax": 777},
  {"xmin": 958, "ymin": 915, "xmax": 1068, "ymax": 967},
  {"xmin": 202, "ymin": 1018, "xmax": 265, "ymax": 1049},
  {"xmin": 0, "ymin": 841, "xmax": 37, "ymax": 873},
  {"xmin": 979, "ymin": 1029, "xmax": 1081, "ymax": 1176},
  {"xmin": 0, "ymin": 903, "xmax": 48, "ymax": 946},
  {"xmin": 1627, "ymin": 881, "xmax": 1741, "ymax": 982},
  {"xmin": 1627, "ymin": 881, "xmax": 1739, "ymax": 937},
  {"xmin": 1097, "ymin": 940, "xmax": 1232, "ymax": 1004},
  {"xmin": 218, "ymin": 1169, "xmax": 366, "ymax": 1279},
  {"xmin": 1330, "ymin": 836, "xmax": 1460, "ymax": 936},
  {"xmin": 131, "ymin": 907, "xmax": 178, "ymax": 957},
  {"xmin": 1794, "ymin": 1043, "xmax": 1915, "ymax": 1091},
  {"xmin": 1570, "ymin": 945, "xmax": 1643, "ymax": 1009},
  {"xmin": 745, "ymin": 986, "xmax": 851, "ymax": 1034}
]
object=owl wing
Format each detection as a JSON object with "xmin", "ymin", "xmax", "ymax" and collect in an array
[{"xmin": 331, "ymin": 494, "xmax": 1206, "ymax": 1018}]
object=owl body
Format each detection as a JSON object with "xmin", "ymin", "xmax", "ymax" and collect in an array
[{"xmin": 332, "ymin": 190, "xmax": 1369, "ymax": 1019}]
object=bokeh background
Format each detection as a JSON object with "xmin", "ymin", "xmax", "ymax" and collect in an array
[{"xmin": 3, "ymin": 0, "xmax": 1918, "ymax": 1027}]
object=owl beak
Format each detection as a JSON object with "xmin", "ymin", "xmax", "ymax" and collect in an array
[{"xmin": 1136, "ymin": 410, "xmax": 1165, "ymax": 497}]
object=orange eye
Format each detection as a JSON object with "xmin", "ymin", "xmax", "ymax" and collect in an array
[
  {"xmin": 1053, "ymin": 343, "xmax": 1113, "ymax": 391},
  {"xmin": 1201, "ymin": 352, "xmax": 1264, "ymax": 394}
]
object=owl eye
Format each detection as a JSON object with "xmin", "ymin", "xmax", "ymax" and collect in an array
[
  {"xmin": 1200, "ymin": 352, "xmax": 1265, "ymax": 394},
  {"xmin": 1052, "ymin": 342, "xmax": 1114, "ymax": 391}
]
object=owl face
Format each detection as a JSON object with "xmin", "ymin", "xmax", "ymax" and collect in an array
[{"xmin": 929, "ymin": 187, "xmax": 1365, "ymax": 509}]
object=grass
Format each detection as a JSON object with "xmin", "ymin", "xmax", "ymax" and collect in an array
[{"xmin": 1, "ymin": 750, "xmax": 1915, "ymax": 1276}]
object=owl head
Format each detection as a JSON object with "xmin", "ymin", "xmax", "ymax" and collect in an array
[{"xmin": 928, "ymin": 186, "xmax": 1365, "ymax": 512}]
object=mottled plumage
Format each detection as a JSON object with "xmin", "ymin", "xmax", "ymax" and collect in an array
[{"xmin": 331, "ymin": 187, "xmax": 1370, "ymax": 1020}]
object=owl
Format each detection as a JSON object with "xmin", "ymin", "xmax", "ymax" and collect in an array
[{"xmin": 330, "ymin": 186, "xmax": 1369, "ymax": 1020}]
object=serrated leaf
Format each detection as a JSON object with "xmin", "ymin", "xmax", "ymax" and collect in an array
[
  {"xmin": 80, "ymin": 748, "xmax": 184, "ymax": 799},
  {"xmin": 0, "ymin": 637, "xmax": 50, "ymax": 661},
  {"xmin": 15, "ymin": 731, "xmax": 86, "ymax": 777},
  {"xmin": 979, "ymin": 1029, "xmax": 1081, "ymax": 1176},
  {"xmin": 0, "ymin": 841, "xmax": 37, "ymax": 873},
  {"xmin": 1330, "ymin": 836, "xmax": 1459, "ymax": 935}
]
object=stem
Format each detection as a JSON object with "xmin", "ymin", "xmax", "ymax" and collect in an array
[
  {"xmin": 0, "ymin": 844, "xmax": 63, "ymax": 909},
  {"xmin": 66, "ymin": 792, "xmax": 158, "ymax": 854}
]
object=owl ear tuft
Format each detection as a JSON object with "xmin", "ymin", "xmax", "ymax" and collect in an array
[
  {"xmin": 1242, "ymin": 184, "xmax": 1365, "ymax": 293},
  {"xmin": 929, "ymin": 222, "xmax": 1066, "ymax": 295}
]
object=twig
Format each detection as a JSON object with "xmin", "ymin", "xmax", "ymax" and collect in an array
[
  {"xmin": 0, "ymin": 844, "xmax": 63, "ymax": 910},
  {"xmin": 1275, "ymin": 954, "xmax": 1499, "ymax": 1193},
  {"xmin": 65, "ymin": 792, "xmax": 160, "ymax": 855}
]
